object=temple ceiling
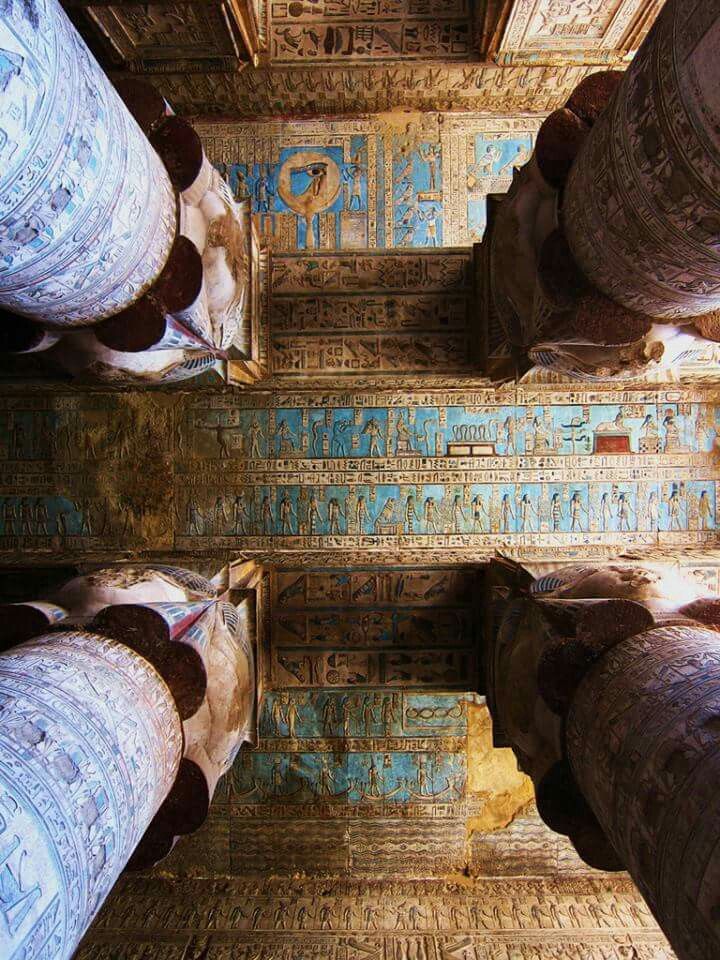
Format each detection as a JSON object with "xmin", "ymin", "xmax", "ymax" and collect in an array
[
  {"xmin": 2, "ymin": 6, "xmax": 708, "ymax": 956},
  {"xmin": 63, "ymin": 0, "xmax": 663, "ymax": 116},
  {"xmin": 1, "ymin": 236, "xmax": 717, "ymax": 959}
]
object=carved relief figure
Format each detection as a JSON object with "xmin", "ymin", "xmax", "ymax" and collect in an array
[
  {"xmin": 569, "ymin": 490, "xmax": 586, "ymax": 532},
  {"xmin": 279, "ymin": 491, "xmax": 296, "ymax": 534},
  {"xmin": 405, "ymin": 495, "xmax": 419, "ymax": 533},
  {"xmin": 308, "ymin": 493, "xmax": 323, "ymax": 534},
  {"xmin": 698, "ymin": 489, "xmax": 714, "ymax": 530},
  {"xmin": 519, "ymin": 493, "xmax": 537, "ymax": 533},
  {"xmin": 500, "ymin": 493, "xmax": 515, "ymax": 533},
  {"xmin": 249, "ymin": 416, "xmax": 265, "ymax": 458},
  {"xmin": 362, "ymin": 416, "xmax": 385, "ymax": 456},
  {"xmin": 471, "ymin": 494, "xmax": 488, "ymax": 532},
  {"xmin": 424, "ymin": 497, "xmax": 440, "ymax": 534},
  {"xmin": 550, "ymin": 492, "xmax": 563, "ymax": 531},
  {"xmin": 452, "ymin": 494, "xmax": 466, "ymax": 533},
  {"xmin": 356, "ymin": 494, "xmax": 370, "ymax": 533}
]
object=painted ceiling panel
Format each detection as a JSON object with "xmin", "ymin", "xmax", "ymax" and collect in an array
[
  {"xmin": 1, "ymin": 380, "xmax": 719, "ymax": 561},
  {"xmin": 197, "ymin": 116, "xmax": 541, "ymax": 251}
]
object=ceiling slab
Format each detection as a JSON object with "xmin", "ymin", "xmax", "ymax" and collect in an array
[
  {"xmin": 62, "ymin": 0, "xmax": 663, "ymax": 117},
  {"xmin": 489, "ymin": 0, "xmax": 664, "ymax": 65}
]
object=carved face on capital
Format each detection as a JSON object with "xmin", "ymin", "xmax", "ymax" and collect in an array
[
  {"xmin": 531, "ymin": 562, "xmax": 707, "ymax": 611},
  {"xmin": 495, "ymin": 598, "xmax": 564, "ymax": 782},
  {"xmin": 49, "ymin": 565, "xmax": 214, "ymax": 617}
]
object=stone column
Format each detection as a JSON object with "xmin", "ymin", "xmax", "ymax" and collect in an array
[
  {"xmin": 485, "ymin": 559, "xmax": 720, "ymax": 960},
  {"xmin": 568, "ymin": 623, "xmax": 720, "ymax": 960},
  {"xmin": 564, "ymin": 0, "xmax": 720, "ymax": 321},
  {"xmin": 0, "ymin": 0, "xmax": 176, "ymax": 327},
  {"xmin": 0, "ymin": 3, "xmax": 262, "ymax": 383},
  {"xmin": 0, "ymin": 629, "xmax": 182, "ymax": 960},
  {"xmin": 0, "ymin": 563, "xmax": 259, "ymax": 960},
  {"xmin": 481, "ymin": 0, "xmax": 720, "ymax": 381}
]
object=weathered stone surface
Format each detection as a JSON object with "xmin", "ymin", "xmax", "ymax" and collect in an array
[{"xmin": 466, "ymin": 700, "xmax": 534, "ymax": 833}]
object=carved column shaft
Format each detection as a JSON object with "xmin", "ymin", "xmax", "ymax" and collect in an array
[
  {"xmin": 564, "ymin": 0, "xmax": 720, "ymax": 320},
  {"xmin": 0, "ymin": 0, "xmax": 176, "ymax": 326},
  {"xmin": 481, "ymin": 0, "xmax": 720, "ymax": 381},
  {"xmin": 46, "ymin": 564, "xmax": 258, "ymax": 868},
  {"xmin": 0, "ymin": 563, "xmax": 259, "ymax": 960},
  {"xmin": 567, "ymin": 624, "xmax": 720, "ymax": 960},
  {"xmin": 486, "ymin": 560, "xmax": 720, "ymax": 960},
  {"xmin": 0, "ymin": 629, "xmax": 182, "ymax": 960},
  {"xmin": 0, "ymin": 3, "xmax": 260, "ymax": 383}
]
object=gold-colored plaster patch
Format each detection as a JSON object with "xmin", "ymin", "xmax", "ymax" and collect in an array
[{"xmin": 465, "ymin": 699, "xmax": 534, "ymax": 833}]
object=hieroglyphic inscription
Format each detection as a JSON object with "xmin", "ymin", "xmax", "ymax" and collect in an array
[
  {"xmin": 495, "ymin": 0, "xmax": 661, "ymax": 63},
  {"xmin": 268, "ymin": 250, "xmax": 474, "ymax": 373},
  {"xmin": 78, "ymin": 877, "xmax": 676, "ymax": 958},
  {"xmin": 197, "ymin": 118, "xmax": 540, "ymax": 250},
  {"xmin": 271, "ymin": 334, "xmax": 471, "ymax": 374},
  {"xmin": 267, "ymin": 566, "xmax": 478, "ymax": 691},
  {"xmin": 1, "ymin": 384, "xmax": 719, "ymax": 561},
  {"xmin": 87, "ymin": 3, "xmax": 238, "ymax": 60},
  {"xmin": 269, "ymin": 0, "xmax": 471, "ymax": 63},
  {"xmin": 174, "ymin": 386, "xmax": 720, "ymax": 556},
  {"xmin": 272, "ymin": 0, "xmax": 468, "ymax": 19},
  {"xmin": 76, "ymin": 0, "xmax": 267, "ymax": 72},
  {"xmin": 270, "ymin": 294, "xmax": 468, "ymax": 332},
  {"xmin": 270, "ymin": 252, "xmax": 472, "ymax": 291},
  {"xmin": 229, "ymin": 565, "xmax": 478, "ymax": 856}
]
